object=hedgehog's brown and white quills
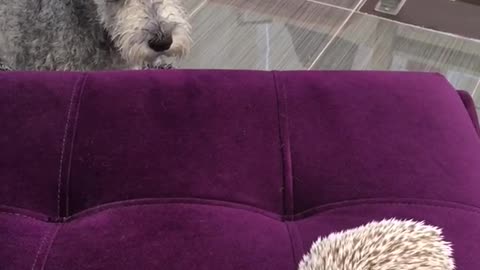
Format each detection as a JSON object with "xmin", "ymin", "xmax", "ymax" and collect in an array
[{"xmin": 298, "ymin": 219, "xmax": 455, "ymax": 270}]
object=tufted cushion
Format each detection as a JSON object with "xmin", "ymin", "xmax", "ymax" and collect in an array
[{"xmin": 1, "ymin": 70, "xmax": 479, "ymax": 270}]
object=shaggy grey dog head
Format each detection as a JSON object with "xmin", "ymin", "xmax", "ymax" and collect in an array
[{"xmin": 93, "ymin": 0, "xmax": 191, "ymax": 68}]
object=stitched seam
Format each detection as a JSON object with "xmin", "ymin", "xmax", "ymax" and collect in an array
[
  {"xmin": 65, "ymin": 198, "xmax": 281, "ymax": 221},
  {"xmin": 56, "ymin": 74, "xmax": 87, "ymax": 217},
  {"xmin": 3, "ymin": 198, "xmax": 480, "ymax": 223},
  {"xmin": 0, "ymin": 212, "xmax": 45, "ymax": 222},
  {"xmin": 272, "ymin": 71, "xmax": 294, "ymax": 216},
  {"xmin": 293, "ymin": 222, "xmax": 304, "ymax": 256},
  {"xmin": 30, "ymin": 227, "xmax": 51, "ymax": 270},
  {"xmin": 64, "ymin": 74, "xmax": 89, "ymax": 216},
  {"xmin": 39, "ymin": 224, "xmax": 62, "ymax": 270},
  {"xmin": 285, "ymin": 222, "xmax": 298, "ymax": 270},
  {"xmin": 63, "ymin": 198, "xmax": 480, "ymax": 221},
  {"xmin": 0, "ymin": 198, "xmax": 281, "ymax": 222},
  {"xmin": 280, "ymin": 73, "xmax": 294, "ymax": 215},
  {"xmin": 293, "ymin": 200, "xmax": 480, "ymax": 218},
  {"xmin": 272, "ymin": 71, "xmax": 286, "ymax": 216}
]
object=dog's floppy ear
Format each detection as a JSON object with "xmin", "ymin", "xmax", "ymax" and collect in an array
[{"xmin": 299, "ymin": 219, "xmax": 455, "ymax": 270}]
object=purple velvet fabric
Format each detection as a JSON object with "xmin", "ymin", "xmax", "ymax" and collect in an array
[
  {"xmin": 458, "ymin": 90, "xmax": 480, "ymax": 136},
  {"xmin": 1, "ymin": 70, "xmax": 479, "ymax": 270}
]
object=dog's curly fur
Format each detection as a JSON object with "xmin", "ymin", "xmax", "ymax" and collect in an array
[
  {"xmin": 299, "ymin": 219, "xmax": 455, "ymax": 270},
  {"xmin": 0, "ymin": 0, "xmax": 191, "ymax": 71}
]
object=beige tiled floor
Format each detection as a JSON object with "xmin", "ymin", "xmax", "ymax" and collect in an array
[
  {"xmin": 180, "ymin": 0, "xmax": 480, "ymax": 113},
  {"xmin": 180, "ymin": 0, "xmax": 350, "ymax": 69},
  {"xmin": 311, "ymin": 13, "xmax": 480, "ymax": 92}
]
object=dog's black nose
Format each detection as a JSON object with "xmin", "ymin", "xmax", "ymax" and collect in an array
[{"xmin": 148, "ymin": 34, "xmax": 173, "ymax": 52}]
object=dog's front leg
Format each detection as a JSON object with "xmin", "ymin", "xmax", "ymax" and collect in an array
[
  {"xmin": 133, "ymin": 63, "xmax": 174, "ymax": 70},
  {"xmin": 0, "ymin": 63, "xmax": 12, "ymax": 71}
]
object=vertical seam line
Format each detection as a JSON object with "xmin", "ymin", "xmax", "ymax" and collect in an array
[
  {"xmin": 285, "ymin": 222, "xmax": 299, "ymax": 270},
  {"xmin": 272, "ymin": 71, "xmax": 294, "ymax": 216},
  {"xmin": 56, "ymin": 73, "xmax": 88, "ymax": 218},
  {"xmin": 64, "ymin": 74, "xmax": 89, "ymax": 217},
  {"xmin": 30, "ymin": 229, "xmax": 49, "ymax": 270},
  {"xmin": 38, "ymin": 224, "xmax": 62, "ymax": 270}
]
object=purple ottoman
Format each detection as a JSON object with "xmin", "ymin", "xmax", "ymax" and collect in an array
[{"xmin": 1, "ymin": 71, "xmax": 479, "ymax": 270}]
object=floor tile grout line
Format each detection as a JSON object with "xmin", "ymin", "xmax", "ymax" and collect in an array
[
  {"xmin": 306, "ymin": 0, "xmax": 353, "ymax": 12},
  {"xmin": 355, "ymin": 0, "xmax": 368, "ymax": 11},
  {"xmin": 472, "ymin": 78, "xmax": 480, "ymax": 97},
  {"xmin": 307, "ymin": 0, "xmax": 364, "ymax": 69},
  {"xmin": 190, "ymin": 0, "xmax": 208, "ymax": 17}
]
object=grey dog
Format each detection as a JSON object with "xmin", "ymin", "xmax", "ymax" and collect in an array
[{"xmin": 0, "ymin": 0, "xmax": 191, "ymax": 71}]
